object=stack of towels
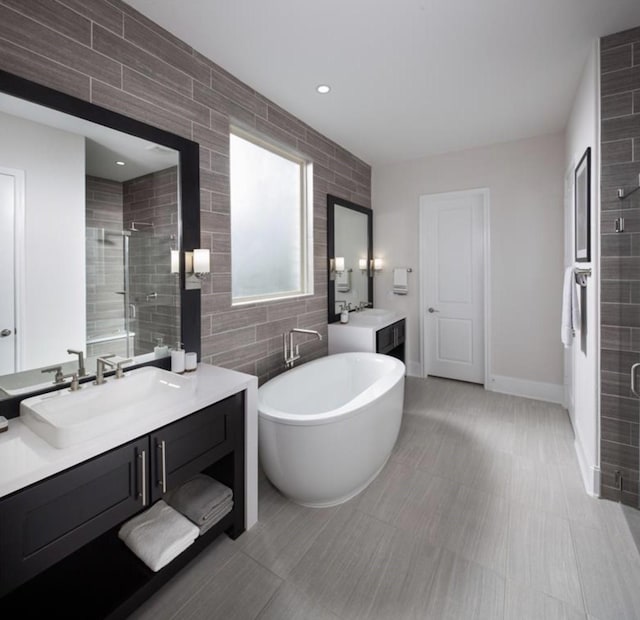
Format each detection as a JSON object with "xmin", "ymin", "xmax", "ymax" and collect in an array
[
  {"xmin": 165, "ymin": 474, "xmax": 234, "ymax": 535},
  {"xmin": 118, "ymin": 474, "xmax": 233, "ymax": 572}
]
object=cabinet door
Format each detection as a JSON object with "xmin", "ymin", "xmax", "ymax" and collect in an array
[
  {"xmin": 395, "ymin": 320, "xmax": 405, "ymax": 345},
  {"xmin": 0, "ymin": 437, "xmax": 148, "ymax": 596},
  {"xmin": 376, "ymin": 324, "xmax": 395, "ymax": 354},
  {"xmin": 150, "ymin": 392, "xmax": 243, "ymax": 502}
]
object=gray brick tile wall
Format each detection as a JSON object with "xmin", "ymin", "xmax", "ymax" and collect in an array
[
  {"xmin": 0, "ymin": 0, "xmax": 372, "ymax": 385},
  {"xmin": 600, "ymin": 27, "xmax": 640, "ymax": 505}
]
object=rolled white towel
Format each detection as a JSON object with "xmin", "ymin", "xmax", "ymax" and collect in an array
[{"xmin": 118, "ymin": 500, "xmax": 199, "ymax": 572}]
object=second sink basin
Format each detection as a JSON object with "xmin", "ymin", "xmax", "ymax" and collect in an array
[
  {"xmin": 347, "ymin": 308, "xmax": 396, "ymax": 326},
  {"xmin": 20, "ymin": 367, "xmax": 195, "ymax": 449}
]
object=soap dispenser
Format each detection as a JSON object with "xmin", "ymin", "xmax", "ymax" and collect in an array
[
  {"xmin": 154, "ymin": 336, "xmax": 169, "ymax": 358},
  {"xmin": 171, "ymin": 342, "xmax": 185, "ymax": 373},
  {"xmin": 340, "ymin": 303, "xmax": 349, "ymax": 324}
]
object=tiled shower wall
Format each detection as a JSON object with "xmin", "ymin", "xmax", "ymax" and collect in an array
[
  {"xmin": 85, "ymin": 175, "xmax": 127, "ymax": 354},
  {"xmin": 0, "ymin": 0, "xmax": 371, "ymax": 383},
  {"xmin": 600, "ymin": 25, "xmax": 640, "ymax": 505},
  {"xmin": 123, "ymin": 167, "xmax": 180, "ymax": 355}
]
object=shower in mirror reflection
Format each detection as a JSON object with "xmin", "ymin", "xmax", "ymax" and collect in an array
[{"xmin": 85, "ymin": 167, "xmax": 180, "ymax": 361}]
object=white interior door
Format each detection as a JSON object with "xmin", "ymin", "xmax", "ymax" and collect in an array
[
  {"xmin": 0, "ymin": 171, "xmax": 16, "ymax": 375},
  {"xmin": 420, "ymin": 190, "xmax": 486, "ymax": 384}
]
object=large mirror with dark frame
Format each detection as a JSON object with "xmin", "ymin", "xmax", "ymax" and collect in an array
[
  {"xmin": 327, "ymin": 194, "xmax": 373, "ymax": 323},
  {"xmin": 0, "ymin": 71, "xmax": 200, "ymax": 406}
]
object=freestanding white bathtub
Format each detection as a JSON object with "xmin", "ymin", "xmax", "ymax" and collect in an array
[{"xmin": 258, "ymin": 352, "xmax": 405, "ymax": 507}]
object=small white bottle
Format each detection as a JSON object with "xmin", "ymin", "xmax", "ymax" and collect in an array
[
  {"xmin": 171, "ymin": 342, "xmax": 185, "ymax": 373},
  {"xmin": 154, "ymin": 336, "xmax": 169, "ymax": 358},
  {"xmin": 340, "ymin": 305, "xmax": 349, "ymax": 324}
]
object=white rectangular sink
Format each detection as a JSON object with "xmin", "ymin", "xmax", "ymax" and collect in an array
[
  {"xmin": 347, "ymin": 308, "xmax": 396, "ymax": 326},
  {"xmin": 20, "ymin": 367, "xmax": 195, "ymax": 449}
]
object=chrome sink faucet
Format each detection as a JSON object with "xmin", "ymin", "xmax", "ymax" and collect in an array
[
  {"xmin": 283, "ymin": 328, "xmax": 323, "ymax": 368},
  {"xmin": 94, "ymin": 355, "xmax": 116, "ymax": 385},
  {"xmin": 67, "ymin": 348, "xmax": 87, "ymax": 377}
]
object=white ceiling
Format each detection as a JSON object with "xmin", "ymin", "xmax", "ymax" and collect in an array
[
  {"xmin": 125, "ymin": 0, "xmax": 640, "ymax": 166},
  {"xmin": 0, "ymin": 93, "xmax": 178, "ymax": 181}
]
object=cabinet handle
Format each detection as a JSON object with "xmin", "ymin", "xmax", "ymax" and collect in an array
[
  {"xmin": 158, "ymin": 440, "xmax": 167, "ymax": 494},
  {"xmin": 138, "ymin": 449, "xmax": 147, "ymax": 506}
]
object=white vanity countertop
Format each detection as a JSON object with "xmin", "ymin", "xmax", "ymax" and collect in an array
[
  {"xmin": 330, "ymin": 312, "xmax": 406, "ymax": 330},
  {"xmin": 0, "ymin": 363, "xmax": 258, "ymax": 500}
]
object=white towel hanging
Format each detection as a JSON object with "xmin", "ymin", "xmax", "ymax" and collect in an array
[
  {"xmin": 393, "ymin": 268, "xmax": 408, "ymax": 295},
  {"xmin": 336, "ymin": 269, "xmax": 351, "ymax": 292},
  {"xmin": 561, "ymin": 266, "xmax": 580, "ymax": 347}
]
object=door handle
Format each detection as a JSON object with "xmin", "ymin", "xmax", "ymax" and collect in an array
[
  {"xmin": 631, "ymin": 363, "xmax": 640, "ymax": 398},
  {"xmin": 0, "ymin": 329, "xmax": 11, "ymax": 337},
  {"xmin": 428, "ymin": 307, "xmax": 439, "ymax": 313}
]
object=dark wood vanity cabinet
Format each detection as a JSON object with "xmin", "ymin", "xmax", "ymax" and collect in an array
[
  {"xmin": 0, "ymin": 437, "xmax": 148, "ymax": 597},
  {"xmin": 376, "ymin": 319, "xmax": 406, "ymax": 362},
  {"xmin": 0, "ymin": 392, "xmax": 245, "ymax": 617}
]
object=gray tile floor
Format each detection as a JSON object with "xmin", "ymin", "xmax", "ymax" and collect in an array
[{"xmin": 131, "ymin": 376, "xmax": 640, "ymax": 620}]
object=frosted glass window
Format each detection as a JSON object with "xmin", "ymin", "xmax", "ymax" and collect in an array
[{"xmin": 230, "ymin": 130, "xmax": 312, "ymax": 304}]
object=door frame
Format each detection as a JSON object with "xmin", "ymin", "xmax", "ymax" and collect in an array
[
  {"xmin": 418, "ymin": 188, "xmax": 491, "ymax": 385},
  {"xmin": 1, "ymin": 166, "xmax": 26, "ymax": 372}
]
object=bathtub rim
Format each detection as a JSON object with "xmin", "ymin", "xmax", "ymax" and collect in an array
[{"xmin": 258, "ymin": 352, "xmax": 405, "ymax": 426}]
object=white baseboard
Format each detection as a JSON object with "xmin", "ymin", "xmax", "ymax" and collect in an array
[
  {"xmin": 573, "ymin": 434, "xmax": 600, "ymax": 497},
  {"xmin": 487, "ymin": 375, "xmax": 564, "ymax": 404},
  {"xmin": 406, "ymin": 361, "xmax": 422, "ymax": 377}
]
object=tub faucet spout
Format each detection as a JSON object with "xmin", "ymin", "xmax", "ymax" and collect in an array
[{"xmin": 284, "ymin": 328, "xmax": 323, "ymax": 368}]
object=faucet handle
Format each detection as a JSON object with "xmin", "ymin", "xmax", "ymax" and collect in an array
[
  {"xmin": 41, "ymin": 365, "xmax": 64, "ymax": 384},
  {"xmin": 115, "ymin": 359, "xmax": 132, "ymax": 379}
]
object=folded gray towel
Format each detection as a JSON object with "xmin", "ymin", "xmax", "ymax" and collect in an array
[
  {"xmin": 199, "ymin": 499, "xmax": 234, "ymax": 535},
  {"xmin": 165, "ymin": 474, "xmax": 232, "ymax": 527}
]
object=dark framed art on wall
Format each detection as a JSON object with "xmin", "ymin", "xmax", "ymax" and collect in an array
[{"xmin": 575, "ymin": 147, "xmax": 591, "ymax": 263}]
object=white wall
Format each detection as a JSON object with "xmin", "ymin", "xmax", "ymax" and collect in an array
[
  {"xmin": 0, "ymin": 112, "xmax": 86, "ymax": 370},
  {"xmin": 373, "ymin": 132, "xmax": 565, "ymax": 398},
  {"xmin": 564, "ymin": 42, "xmax": 600, "ymax": 496}
]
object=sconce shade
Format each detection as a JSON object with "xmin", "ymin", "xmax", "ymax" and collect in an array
[
  {"xmin": 170, "ymin": 250, "xmax": 180, "ymax": 274},
  {"xmin": 359, "ymin": 258, "xmax": 367, "ymax": 270},
  {"xmin": 373, "ymin": 257, "xmax": 383, "ymax": 271},
  {"xmin": 193, "ymin": 248, "xmax": 211, "ymax": 274},
  {"xmin": 334, "ymin": 256, "xmax": 345, "ymax": 272}
]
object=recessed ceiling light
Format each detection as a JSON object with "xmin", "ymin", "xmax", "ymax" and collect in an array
[
  {"xmin": 115, "ymin": 160, "xmax": 126, "ymax": 166},
  {"xmin": 316, "ymin": 84, "xmax": 331, "ymax": 94}
]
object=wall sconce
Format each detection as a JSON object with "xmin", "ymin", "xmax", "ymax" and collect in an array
[
  {"xmin": 335, "ymin": 256, "xmax": 345, "ymax": 273},
  {"xmin": 184, "ymin": 248, "xmax": 211, "ymax": 290},
  {"xmin": 358, "ymin": 258, "xmax": 368, "ymax": 272},
  {"xmin": 170, "ymin": 249, "xmax": 180, "ymax": 274},
  {"xmin": 373, "ymin": 257, "xmax": 383, "ymax": 272}
]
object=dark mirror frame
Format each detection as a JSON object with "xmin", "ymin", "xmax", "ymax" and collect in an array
[
  {"xmin": 327, "ymin": 194, "xmax": 373, "ymax": 323},
  {"xmin": 0, "ymin": 70, "xmax": 200, "ymax": 417}
]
